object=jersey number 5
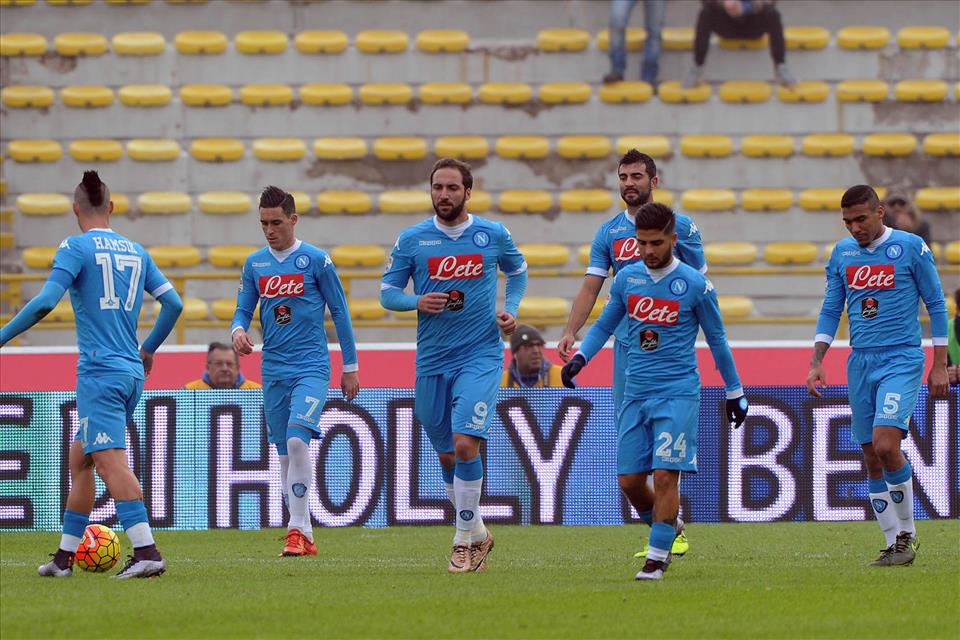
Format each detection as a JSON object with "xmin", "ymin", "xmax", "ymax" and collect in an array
[{"xmin": 95, "ymin": 253, "xmax": 143, "ymax": 311}]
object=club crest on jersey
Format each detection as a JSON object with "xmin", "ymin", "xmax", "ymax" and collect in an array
[
  {"xmin": 861, "ymin": 297, "xmax": 879, "ymax": 319},
  {"xmin": 295, "ymin": 254, "xmax": 310, "ymax": 270},
  {"xmin": 445, "ymin": 289, "xmax": 465, "ymax": 311},
  {"xmin": 640, "ymin": 329, "xmax": 659, "ymax": 351},
  {"xmin": 428, "ymin": 254, "xmax": 483, "ymax": 281},
  {"xmin": 274, "ymin": 304, "xmax": 292, "ymax": 325},
  {"xmin": 669, "ymin": 278, "xmax": 688, "ymax": 296},
  {"xmin": 472, "ymin": 231, "xmax": 490, "ymax": 248},
  {"xmin": 627, "ymin": 295, "xmax": 679, "ymax": 325},
  {"xmin": 259, "ymin": 273, "xmax": 305, "ymax": 298},
  {"xmin": 612, "ymin": 237, "xmax": 641, "ymax": 262},
  {"xmin": 845, "ymin": 264, "xmax": 895, "ymax": 290},
  {"xmin": 885, "ymin": 244, "xmax": 903, "ymax": 260}
]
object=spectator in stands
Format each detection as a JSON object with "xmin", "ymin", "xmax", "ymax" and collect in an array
[
  {"xmin": 501, "ymin": 325, "xmax": 563, "ymax": 388},
  {"xmin": 883, "ymin": 194, "xmax": 932, "ymax": 247},
  {"xmin": 185, "ymin": 342, "xmax": 262, "ymax": 390},
  {"xmin": 948, "ymin": 289, "xmax": 960, "ymax": 385},
  {"xmin": 603, "ymin": 0, "xmax": 666, "ymax": 88},
  {"xmin": 683, "ymin": 0, "xmax": 796, "ymax": 88}
]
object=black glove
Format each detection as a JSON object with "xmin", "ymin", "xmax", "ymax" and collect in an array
[
  {"xmin": 561, "ymin": 354, "xmax": 586, "ymax": 389},
  {"xmin": 726, "ymin": 395, "xmax": 749, "ymax": 429}
]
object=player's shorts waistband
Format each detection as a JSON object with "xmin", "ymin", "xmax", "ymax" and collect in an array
[{"xmin": 851, "ymin": 343, "xmax": 922, "ymax": 354}]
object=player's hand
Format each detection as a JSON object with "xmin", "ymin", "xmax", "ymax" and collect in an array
[
  {"xmin": 497, "ymin": 311, "xmax": 517, "ymax": 335},
  {"xmin": 557, "ymin": 333, "xmax": 577, "ymax": 363},
  {"xmin": 139, "ymin": 348, "xmax": 154, "ymax": 378},
  {"xmin": 232, "ymin": 328, "xmax": 254, "ymax": 356},
  {"xmin": 928, "ymin": 365, "xmax": 949, "ymax": 398},
  {"xmin": 947, "ymin": 365, "xmax": 960, "ymax": 386},
  {"xmin": 561, "ymin": 354, "xmax": 586, "ymax": 389},
  {"xmin": 806, "ymin": 364, "xmax": 826, "ymax": 397},
  {"xmin": 417, "ymin": 292, "xmax": 449, "ymax": 315},
  {"xmin": 341, "ymin": 371, "xmax": 360, "ymax": 401},
  {"xmin": 725, "ymin": 395, "xmax": 749, "ymax": 429}
]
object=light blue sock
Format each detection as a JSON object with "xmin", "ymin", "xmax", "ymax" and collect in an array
[
  {"xmin": 116, "ymin": 499, "xmax": 154, "ymax": 549},
  {"xmin": 60, "ymin": 510, "xmax": 89, "ymax": 553},
  {"xmin": 647, "ymin": 522, "xmax": 675, "ymax": 562}
]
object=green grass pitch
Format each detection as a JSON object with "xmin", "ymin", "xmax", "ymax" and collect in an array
[{"xmin": 2, "ymin": 520, "xmax": 958, "ymax": 639}]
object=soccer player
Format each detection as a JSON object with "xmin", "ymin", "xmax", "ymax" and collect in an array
[
  {"xmin": 557, "ymin": 149, "xmax": 706, "ymax": 557},
  {"xmin": 232, "ymin": 186, "xmax": 359, "ymax": 557},
  {"xmin": 806, "ymin": 185, "xmax": 949, "ymax": 566},
  {"xmin": 560, "ymin": 202, "xmax": 747, "ymax": 581},
  {"xmin": 380, "ymin": 158, "xmax": 528, "ymax": 573},
  {"xmin": 0, "ymin": 171, "xmax": 183, "ymax": 579}
]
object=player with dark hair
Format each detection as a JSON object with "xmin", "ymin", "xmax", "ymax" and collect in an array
[
  {"xmin": 558, "ymin": 149, "xmax": 706, "ymax": 558},
  {"xmin": 1, "ymin": 171, "xmax": 184, "ymax": 579},
  {"xmin": 380, "ymin": 158, "xmax": 528, "ymax": 573},
  {"xmin": 807, "ymin": 185, "xmax": 949, "ymax": 566},
  {"xmin": 561, "ymin": 202, "xmax": 747, "ymax": 580},
  {"xmin": 232, "ymin": 185, "xmax": 359, "ymax": 557}
]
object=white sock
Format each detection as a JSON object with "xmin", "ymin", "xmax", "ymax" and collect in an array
[
  {"xmin": 126, "ymin": 522, "xmax": 155, "ymax": 548},
  {"xmin": 279, "ymin": 453, "xmax": 290, "ymax": 513},
  {"xmin": 60, "ymin": 534, "xmax": 82, "ymax": 553},
  {"xmin": 454, "ymin": 476, "xmax": 483, "ymax": 545},
  {"xmin": 886, "ymin": 475, "xmax": 916, "ymax": 537},
  {"xmin": 286, "ymin": 438, "xmax": 313, "ymax": 541},
  {"xmin": 647, "ymin": 546, "xmax": 670, "ymax": 562},
  {"xmin": 445, "ymin": 483, "xmax": 456, "ymax": 508},
  {"xmin": 868, "ymin": 484, "xmax": 899, "ymax": 547}
]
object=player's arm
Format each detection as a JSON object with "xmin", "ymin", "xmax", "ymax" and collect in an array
[
  {"xmin": 694, "ymin": 280, "xmax": 748, "ymax": 428},
  {"xmin": 231, "ymin": 259, "xmax": 260, "ymax": 355},
  {"xmin": 807, "ymin": 253, "xmax": 846, "ymax": 397},
  {"xmin": 675, "ymin": 215, "xmax": 708, "ymax": 274},
  {"xmin": 497, "ymin": 223, "xmax": 528, "ymax": 335},
  {"xmin": 139, "ymin": 256, "xmax": 184, "ymax": 376},
  {"xmin": 559, "ymin": 228, "xmax": 611, "ymax": 361},
  {"xmin": 317, "ymin": 255, "xmax": 360, "ymax": 401},
  {"xmin": 379, "ymin": 235, "xmax": 447, "ymax": 314},
  {"xmin": 561, "ymin": 274, "xmax": 626, "ymax": 388},
  {"xmin": 913, "ymin": 240, "xmax": 950, "ymax": 398}
]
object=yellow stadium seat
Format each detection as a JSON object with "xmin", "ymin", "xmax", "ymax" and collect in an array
[
  {"xmin": 705, "ymin": 242, "xmax": 758, "ymax": 265},
  {"xmin": 190, "ymin": 138, "xmax": 244, "ymax": 162},
  {"xmin": 111, "ymin": 32, "xmax": 165, "ymax": 55},
  {"xmin": 537, "ymin": 28, "xmax": 590, "ymax": 52},
  {"xmin": 180, "ymin": 84, "xmax": 233, "ymax": 107},
  {"xmin": 0, "ymin": 232, "xmax": 13, "ymax": 250},
  {"xmin": 69, "ymin": 139, "xmax": 123, "ymax": 162},
  {"xmin": 379, "ymin": 191, "xmax": 431, "ymax": 214},
  {"xmin": 741, "ymin": 188, "xmax": 794, "ymax": 211},
  {"xmin": 8, "ymin": 139, "xmax": 62, "ymax": 163},
  {"xmin": 495, "ymin": 136, "xmax": 550, "ymax": 159},
  {"xmin": 313, "ymin": 137, "xmax": 367, "ymax": 160},
  {"xmin": 801, "ymin": 133, "xmax": 855, "ymax": 157},
  {"xmin": 922, "ymin": 132, "xmax": 960, "ymax": 156},
  {"xmin": 173, "ymin": 298, "xmax": 209, "ymax": 322},
  {"xmin": 499, "ymin": 191, "xmax": 553, "ymax": 214},
  {"xmin": 17, "ymin": 194, "xmax": 70, "ymax": 216},
  {"xmin": 348, "ymin": 298, "xmax": 386, "ymax": 321},
  {"xmin": 42, "ymin": 300, "xmax": 75, "ymax": 323},
  {"xmin": 54, "ymin": 32, "xmax": 108, "ymax": 56},
  {"xmin": 127, "ymin": 139, "xmax": 180, "ymax": 161},
  {"xmin": 300, "ymin": 83, "xmax": 352, "ymax": 106},
  {"xmin": 235, "ymin": 31, "xmax": 288, "ymax": 54},
  {"xmin": 174, "ymin": 31, "xmax": 228, "ymax": 54},
  {"xmin": 862, "ymin": 133, "xmax": 917, "ymax": 157},
  {"xmin": 519, "ymin": 243, "xmax": 569, "ymax": 267},
  {"xmin": 740, "ymin": 135, "xmax": 793, "ymax": 157},
  {"xmin": 415, "ymin": 30, "xmax": 469, "ymax": 53},
  {"xmin": 198, "ymin": 192, "xmax": 251, "ymax": 215},
  {"xmin": 316, "ymin": 191, "xmax": 372, "ymax": 215},
  {"xmin": 148, "ymin": 245, "xmax": 201, "ymax": 267},
  {"xmin": 718, "ymin": 81, "xmax": 771, "ymax": 104},
  {"xmin": 240, "ymin": 84, "xmax": 293, "ymax": 106},
  {"xmin": 681, "ymin": 189, "xmax": 736, "ymax": 211},
  {"xmin": 894, "ymin": 79, "xmax": 947, "ymax": 102},
  {"xmin": 718, "ymin": 295, "xmax": 754, "ymax": 319},
  {"xmin": 719, "ymin": 35, "xmax": 767, "ymax": 50},
  {"xmin": 915, "ymin": 187, "xmax": 960, "ymax": 211},
  {"xmin": 836, "ymin": 80, "xmax": 888, "ymax": 102},
  {"xmin": 615, "ymin": 135, "xmax": 671, "ymax": 157},
  {"xmin": 252, "ymin": 138, "xmax": 306, "ymax": 161},
  {"xmin": 837, "ymin": 26, "xmax": 890, "ymax": 49},
  {"xmin": 210, "ymin": 298, "xmax": 236, "ymax": 321},
  {"xmin": 118, "ymin": 84, "xmax": 172, "ymax": 107},
  {"xmin": 651, "ymin": 189, "xmax": 675, "ymax": 207},
  {"xmin": 468, "ymin": 190, "xmax": 492, "ymax": 213},
  {"xmin": 897, "ymin": 26, "xmax": 950, "ymax": 49},
  {"xmin": 434, "ymin": 136, "xmax": 488, "ymax": 160},
  {"xmin": 599, "ymin": 81, "xmax": 653, "ymax": 103},
  {"xmin": 23, "ymin": 246, "xmax": 58, "ymax": 269},
  {"xmin": 208, "ymin": 245, "xmax": 256, "ymax": 268},
  {"xmin": 657, "ymin": 81, "xmax": 711, "ymax": 104},
  {"xmin": 519, "ymin": 297, "xmax": 569, "ymax": 321},
  {"xmin": 355, "ymin": 30, "xmax": 409, "ymax": 54},
  {"xmin": 778, "ymin": 80, "xmax": 829, "ymax": 103},
  {"xmin": 559, "ymin": 190, "xmax": 613, "ymax": 212},
  {"xmin": 785, "ymin": 26, "xmax": 830, "ymax": 50},
  {"xmin": 138, "ymin": 192, "xmax": 192, "ymax": 215},
  {"xmin": 111, "ymin": 193, "xmax": 130, "ymax": 215},
  {"xmin": 418, "ymin": 82, "xmax": 472, "ymax": 105},
  {"xmin": 295, "ymin": 31, "xmax": 348, "ymax": 54},
  {"xmin": 289, "ymin": 191, "xmax": 311, "ymax": 213},
  {"xmin": 680, "ymin": 135, "xmax": 733, "ymax": 158},
  {"xmin": 373, "ymin": 137, "xmax": 428, "ymax": 161},
  {"xmin": 945, "ymin": 241, "xmax": 960, "ymax": 264},
  {"xmin": 596, "ymin": 27, "xmax": 646, "ymax": 51},
  {"xmin": 799, "ymin": 188, "xmax": 845, "ymax": 211},
  {"xmin": 662, "ymin": 27, "xmax": 693, "ymax": 50},
  {"xmin": 478, "ymin": 83, "xmax": 533, "ymax": 105},
  {"xmin": 359, "ymin": 83, "xmax": 413, "ymax": 105},
  {"xmin": 764, "ymin": 241, "xmax": 818, "ymax": 265},
  {"xmin": 556, "ymin": 136, "xmax": 611, "ymax": 159},
  {"xmin": 61, "ymin": 85, "xmax": 114, "ymax": 108},
  {"xmin": 1, "ymin": 85, "xmax": 54, "ymax": 108},
  {"xmin": 0, "ymin": 33, "xmax": 48, "ymax": 56},
  {"xmin": 539, "ymin": 82, "xmax": 592, "ymax": 104},
  {"xmin": 331, "ymin": 245, "xmax": 385, "ymax": 268},
  {"xmin": 589, "ymin": 297, "xmax": 607, "ymax": 320},
  {"xmin": 577, "ymin": 244, "xmax": 591, "ymax": 266}
]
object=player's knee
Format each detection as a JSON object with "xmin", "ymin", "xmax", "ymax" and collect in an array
[
  {"xmin": 286, "ymin": 436, "xmax": 309, "ymax": 457},
  {"xmin": 872, "ymin": 439, "xmax": 898, "ymax": 465},
  {"xmin": 453, "ymin": 439, "xmax": 478, "ymax": 462},
  {"xmin": 618, "ymin": 473, "xmax": 644, "ymax": 494},
  {"xmin": 653, "ymin": 469, "xmax": 679, "ymax": 493},
  {"xmin": 437, "ymin": 451, "xmax": 455, "ymax": 469}
]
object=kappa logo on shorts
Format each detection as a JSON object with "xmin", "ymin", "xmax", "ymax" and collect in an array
[
  {"xmin": 872, "ymin": 498, "xmax": 888, "ymax": 513},
  {"xmin": 94, "ymin": 432, "xmax": 114, "ymax": 445},
  {"xmin": 861, "ymin": 297, "xmax": 879, "ymax": 319}
]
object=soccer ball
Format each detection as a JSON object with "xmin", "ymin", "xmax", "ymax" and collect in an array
[{"xmin": 76, "ymin": 524, "xmax": 121, "ymax": 572}]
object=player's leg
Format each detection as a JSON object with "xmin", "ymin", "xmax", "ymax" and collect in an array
[
  {"xmin": 415, "ymin": 374, "xmax": 455, "ymax": 508},
  {"xmin": 616, "ymin": 398, "xmax": 655, "ymax": 555},
  {"xmin": 612, "ymin": 339, "xmax": 628, "ymax": 419},
  {"xmin": 38, "ymin": 439, "xmax": 95, "ymax": 577},
  {"xmin": 264, "ymin": 379, "xmax": 293, "ymax": 517}
]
